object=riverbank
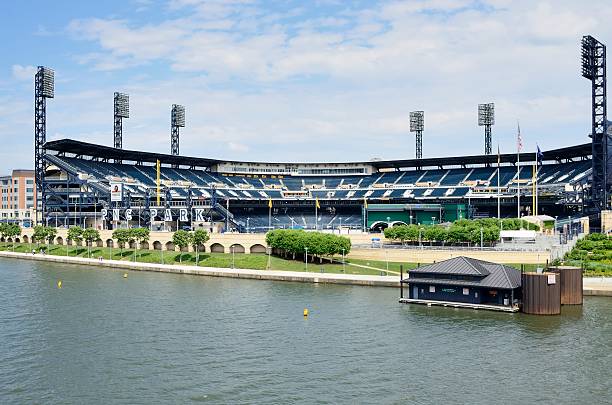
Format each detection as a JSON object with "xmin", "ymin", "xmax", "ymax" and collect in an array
[
  {"xmin": 0, "ymin": 250, "xmax": 399, "ymax": 287},
  {"xmin": 2, "ymin": 250, "xmax": 612, "ymax": 295}
]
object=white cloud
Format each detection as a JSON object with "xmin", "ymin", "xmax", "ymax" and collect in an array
[
  {"xmin": 228, "ymin": 141, "xmax": 249, "ymax": 153},
  {"xmin": 11, "ymin": 65, "xmax": 37, "ymax": 81}
]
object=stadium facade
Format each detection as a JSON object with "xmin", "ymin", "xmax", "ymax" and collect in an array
[{"xmin": 40, "ymin": 138, "xmax": 591, "ymax": 233}]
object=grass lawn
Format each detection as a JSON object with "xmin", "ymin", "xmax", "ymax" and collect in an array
[
  {"xmin": 0, "ymin": 242, "xmax": 390, "ymax": 276},
  {"xmin": 0, "ymin": 242, "xmax": 553, "ymax": 276}
]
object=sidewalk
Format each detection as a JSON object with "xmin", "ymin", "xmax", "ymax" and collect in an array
[{"xmin": 0, "ymin": 250, "xmax": 401, "ymax": 288}]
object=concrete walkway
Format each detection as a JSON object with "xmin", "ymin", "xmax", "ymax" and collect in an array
[
  {"xmin": 2, "ymin": 250, "xmax": 611, "ymax": 295},
  {"xmin": 0, "ymin": 251, "xmax": 400, "ymax": 288}
]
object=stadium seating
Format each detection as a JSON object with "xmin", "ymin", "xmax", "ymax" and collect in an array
[{"xmin": 54, "ymin": 156, "xmax": 589, "ymax": 205}]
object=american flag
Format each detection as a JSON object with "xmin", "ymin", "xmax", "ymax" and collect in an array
[{"xmin": 517, "ymin": 122, "xmax": 523, "ymax": 152}]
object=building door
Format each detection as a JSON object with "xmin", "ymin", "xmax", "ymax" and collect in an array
[{"xmin": 413, "ymin": 286, "xmax": 418, "ymax": 299}]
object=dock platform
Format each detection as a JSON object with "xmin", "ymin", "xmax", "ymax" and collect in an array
[{"xmin": 399, "ymin": 298, "xmax": 519, "ymax": 312}]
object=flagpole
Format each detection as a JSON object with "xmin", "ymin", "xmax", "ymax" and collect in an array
[
  {"xmin": 497, "ymin": 145, "xmax": 501, "ymax": 219},
  {"xmin": 268, "ymin": 201, "xmax": 272, "ymax": 231},
  {"xmin": 517, "ymin": 122, "xmax": 521, "ymax": 219},
  {"xmin": 532, "ymin": 163, "xmax": 536, "ymax": 215},
  {"xmin": 315, "ymin": 198, "xmax": 318, "ymax": 231}
]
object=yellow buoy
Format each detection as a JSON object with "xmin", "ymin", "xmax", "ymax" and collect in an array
[
  {"xmin": 123, "ymin": 273, "xmax": 128, "ymax": 278},
  {"xmin": 57, "ymin": 280, "xmax": 62, "ymax": 289},
  {"xmin": 303, "ymin": 308, "xmax": 309, "ymax": 317}
]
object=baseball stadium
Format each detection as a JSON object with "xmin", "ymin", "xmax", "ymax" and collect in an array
[{"xmin": 32, "ymin": 35, "xmax": 608, "ymax": 235}]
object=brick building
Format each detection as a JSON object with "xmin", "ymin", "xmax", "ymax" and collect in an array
[{"xmin": 0, "ymin": 169, "xmax": 36, "ymax": 226}]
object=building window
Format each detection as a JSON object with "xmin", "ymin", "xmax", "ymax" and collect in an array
[
  {"xmin": 463, "ymin": 288, "xmax": 469, "ymax": 295},
  {"xmin": 429, "ymin": 285, "xmax": 436, "ymax": 293}
]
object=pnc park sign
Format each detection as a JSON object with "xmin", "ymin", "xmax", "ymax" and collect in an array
[{"xmin": 100, "ymin": 208, "xmax": 211, "ymax": 222}]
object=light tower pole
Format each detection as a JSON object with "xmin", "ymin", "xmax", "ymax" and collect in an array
[
  {"xmin": 410, "ymin": 111, "xmax": 424, "ymax": 159},
  {"xmin": 171, "ymin": 104, "xmax": 185, "ymax": 168},
  {"xmin": 478, "ymin": 103, "xmax": 495, "ymax": 155},
  {"xmin": 113, "ymin": 92, "xmax": 129, "ymax": 163},
  {"xmin": 34, "ymin": 66, "xmax": 54, "ymax": 225},
  {"xmin": 581, "ymin": 35, "xmax": 608, "ymax": 210}
]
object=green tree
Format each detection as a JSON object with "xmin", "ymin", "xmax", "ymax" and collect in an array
[
  {"xmin": 67, "ymin": 226, "xmax": 83, "ymax": 256},
  {"xmin": 112, "ymin": 228, "xmax": 130, "ymax": 258},
  {"xmin": 129, "ymin": 228, "xmax": 150, "ymax": 261},
  {"xmin": 0, "ymin": 223, "xmax": 8, "ymax": 248},
  {"xmin": 191, "ymin": 229, "xmax": 210, "ymax": 265},
  {"xmin": 82, "ymin": 228, "xmax": 100, "ymax": 258},
  {"xmin": 45, "ymin": 227, "xmax": 57, "ymax": 251},
  {"xmin": 172, "ymin": 229, "xmax": 191, "ymax": 263},
  {"xmin": 32, "ymin": 225, "xmax": 47, "ymax": 248}
]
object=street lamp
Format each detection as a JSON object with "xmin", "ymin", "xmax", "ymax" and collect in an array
[
  {"xmin": 305, "ymin": 247, "xmax": 309, "ymax": 271},
  {"xmin": 409, "ymin": 215, "xmax": 413, "ymax": 225},
  {"xmin": 231, "ymin": 245, "xmax": 235, "ymax": 268},
  {"xmin": 246, "ymin": 217, "xmax": 250, "ymax": 233},
  {"xmin": 431, "ymin": 216, "xmax": 436, "ymax": 225},
  {"xmin": 342, "ymin": 248, "xmax": 345, "ymax": 273},
  {"xmin": 419, "ymin": 227, "xmax": 423, "ymax": 249},
  {"xmin": 480, "ymin": 226, "xmax": 484, "ymax": 249}
]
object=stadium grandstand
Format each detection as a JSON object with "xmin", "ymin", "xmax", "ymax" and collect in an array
[
  {"xmin": 40, "ymin": 138, "xmax": 591, "ymax": 233},
  {"xmin": 33, "ymin": 33, "xmax": 608, "ymax": 232}
]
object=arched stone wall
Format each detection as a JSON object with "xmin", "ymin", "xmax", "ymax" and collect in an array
[
  {"xmin": 165, "ymin": 241, "xmax": 175, "ymax": 251},
  {"xmin": 210, "ymin": 243, "xmax": 224, "ymax": 253},
  {"xmin": 106, "ymin": 239, "xmax": 114, "ymax": 248},
  {"xmin": 153, "ymin": 241, "xmax": 162, "ymax": 250},
  {"xmin": 250, "ymin": 244, "xmax": 267, "ymax": 254},
  {"xmin": 56, "ymin": 236, "xmax": 63, "ymax": 245},
  {"xmin": 229, "ymin": 244, "xmax": 245, "ymax": 254},
  {"xmin": 23, "ymin": 235, "xmax": 29, "ymax": 243},
  {"xmin": 140, "ymin": 242, "xmax": 149, "ymax": 250},
  {"xmin": 96, "ymin": 239, "xmax": 103, "ymax": 247}
]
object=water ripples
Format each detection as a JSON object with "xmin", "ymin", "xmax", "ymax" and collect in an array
[{"xmin": 1, "ymin": 258, "xmax": 611, "ymax": 404}]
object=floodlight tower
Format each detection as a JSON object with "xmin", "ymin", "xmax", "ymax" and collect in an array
[
  {"xmin": 478, "ymin": 103, "xmax": 495, "ymax": 155},
  {"xmin": 113, "ymin": 92, "xmax": 129, "ymax": 163},
  {"xmin": 34, "ymin": 66, "xmax": 54, "ymax": 222},
  {"xmin": 410, "ymin": 111, "xmax": 424, "ymax": 159},
  {"xmin": 171, "ymin": 104, "xmax": 185, "ymax": 156},
  {"xmin": 581, "ymin": 35, "xmax": 608, "ymax": 210}
]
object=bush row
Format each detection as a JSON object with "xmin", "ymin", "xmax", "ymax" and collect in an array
[{"xmin": 266, "ymin": 229, "xmax": 351, "ymax": 259}]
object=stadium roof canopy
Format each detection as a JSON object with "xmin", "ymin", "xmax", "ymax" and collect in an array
[{"xmin": 44, "ymin": 138, "xmax": 591, "ymax": 170}]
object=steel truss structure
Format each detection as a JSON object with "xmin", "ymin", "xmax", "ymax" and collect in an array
[{"xmin": 581, "ymin": 35, "xmax": 609, "ymax": 210}]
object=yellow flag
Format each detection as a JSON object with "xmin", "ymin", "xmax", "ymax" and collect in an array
[
  {"xmin": 315, "ymin": 197, "xmax": 320, "ymax": 209},
  {"xmin": 268, "ymin": 198, "xmax": 272, "ymax": 208},
  {"xmin": 364, "ymin": 197, "xmax": 368, "ymax": 209}
]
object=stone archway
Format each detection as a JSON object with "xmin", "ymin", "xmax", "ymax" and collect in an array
[
  {"xmin": 229, "ymin": 244, "xmax": 245, "ymax": 254},
  {"xmin": 14, "ymin": 237, "xmax": 20, "ymax": 243},
  {"xmin": 23, "ymin": 235, "xmax": 29, "ymax": 243},
  {"xmin": 56, "ymin": 236, "xmax": 63, "ymax": 245},
  {"xmin": 210, "ymin": 243, "xmax": 224, "ymax": 253},
  {"xmin": 140, "ymin": 241, "xmax": 149, "ymax": 250},
  {"xmin": 106, "ymin": 239, "xmax": 114, "ymax": 248},
  {"xmin": 165, "ymin": 241, "xmax": 175, "ymax": 251},
  {"xmin": 250, "ymin": 244, "xmax": 267, "ymax": 254},
  {"xmin": 153, "ymin": 241, "xmax": 162, "ymax": 250},
  {"xmin": 96, "ymin": 239, "xmax": 103, "ymax": 247}
]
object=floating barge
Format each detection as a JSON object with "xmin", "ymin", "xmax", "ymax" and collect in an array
[
  {"xmin": 399, "ymin": 257, "xmax": 584, "ymax": 315},
  {"xmin": 399, "ymin": 297, "xmax": 519, "ymax": 312}
]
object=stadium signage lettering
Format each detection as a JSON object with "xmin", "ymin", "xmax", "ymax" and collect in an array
[{"xmin": 101, "ymin": 207, "xmax": 209, "ymax": 222}]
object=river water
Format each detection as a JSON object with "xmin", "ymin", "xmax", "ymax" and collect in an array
[{"xmin": 1, "ymin": 258, "xmax": 611, "ymax": 404}]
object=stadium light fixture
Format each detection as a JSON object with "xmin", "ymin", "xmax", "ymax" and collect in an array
[
  {"xmin": 581, "ymin": 35, "xmax": 608, "ymax": 210},
  {"xmin": 409, "ymin": 111, "xmax": 424, "ymax": 159},
  {"xmin": 113, "ymin": 92, "xmax": 129, "ymax": 162},
  {"xmin": 171, "ymin": 104, "xmax": 186, "ymax": 128},
  {"xmin": 171, "ymin": 104, "xmax": 185, "ymax": 160},
  {"xmin": 478, "ymin": 103, "xmax": 495, "ymax": 155},
  {"xmin": 35, "ymin": 66, "xmax": 55, "ymax": 223},
  {"xmin": 114, "ymin": 92, "xmax": 130, "ymax": 118}
]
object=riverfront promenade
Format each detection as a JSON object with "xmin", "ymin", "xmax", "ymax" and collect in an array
[
  {"xmin": 0, "ymin": 250, "xmax": 399, "ymax": 287},
  {"xmin": 1, "ymin": 250, "xmax": 611, "ymax": 295}
]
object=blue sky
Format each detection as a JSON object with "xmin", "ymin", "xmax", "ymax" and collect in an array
[{"xmin": 1, "ymin": 0, "xmax": 612, "ymax": 173}]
